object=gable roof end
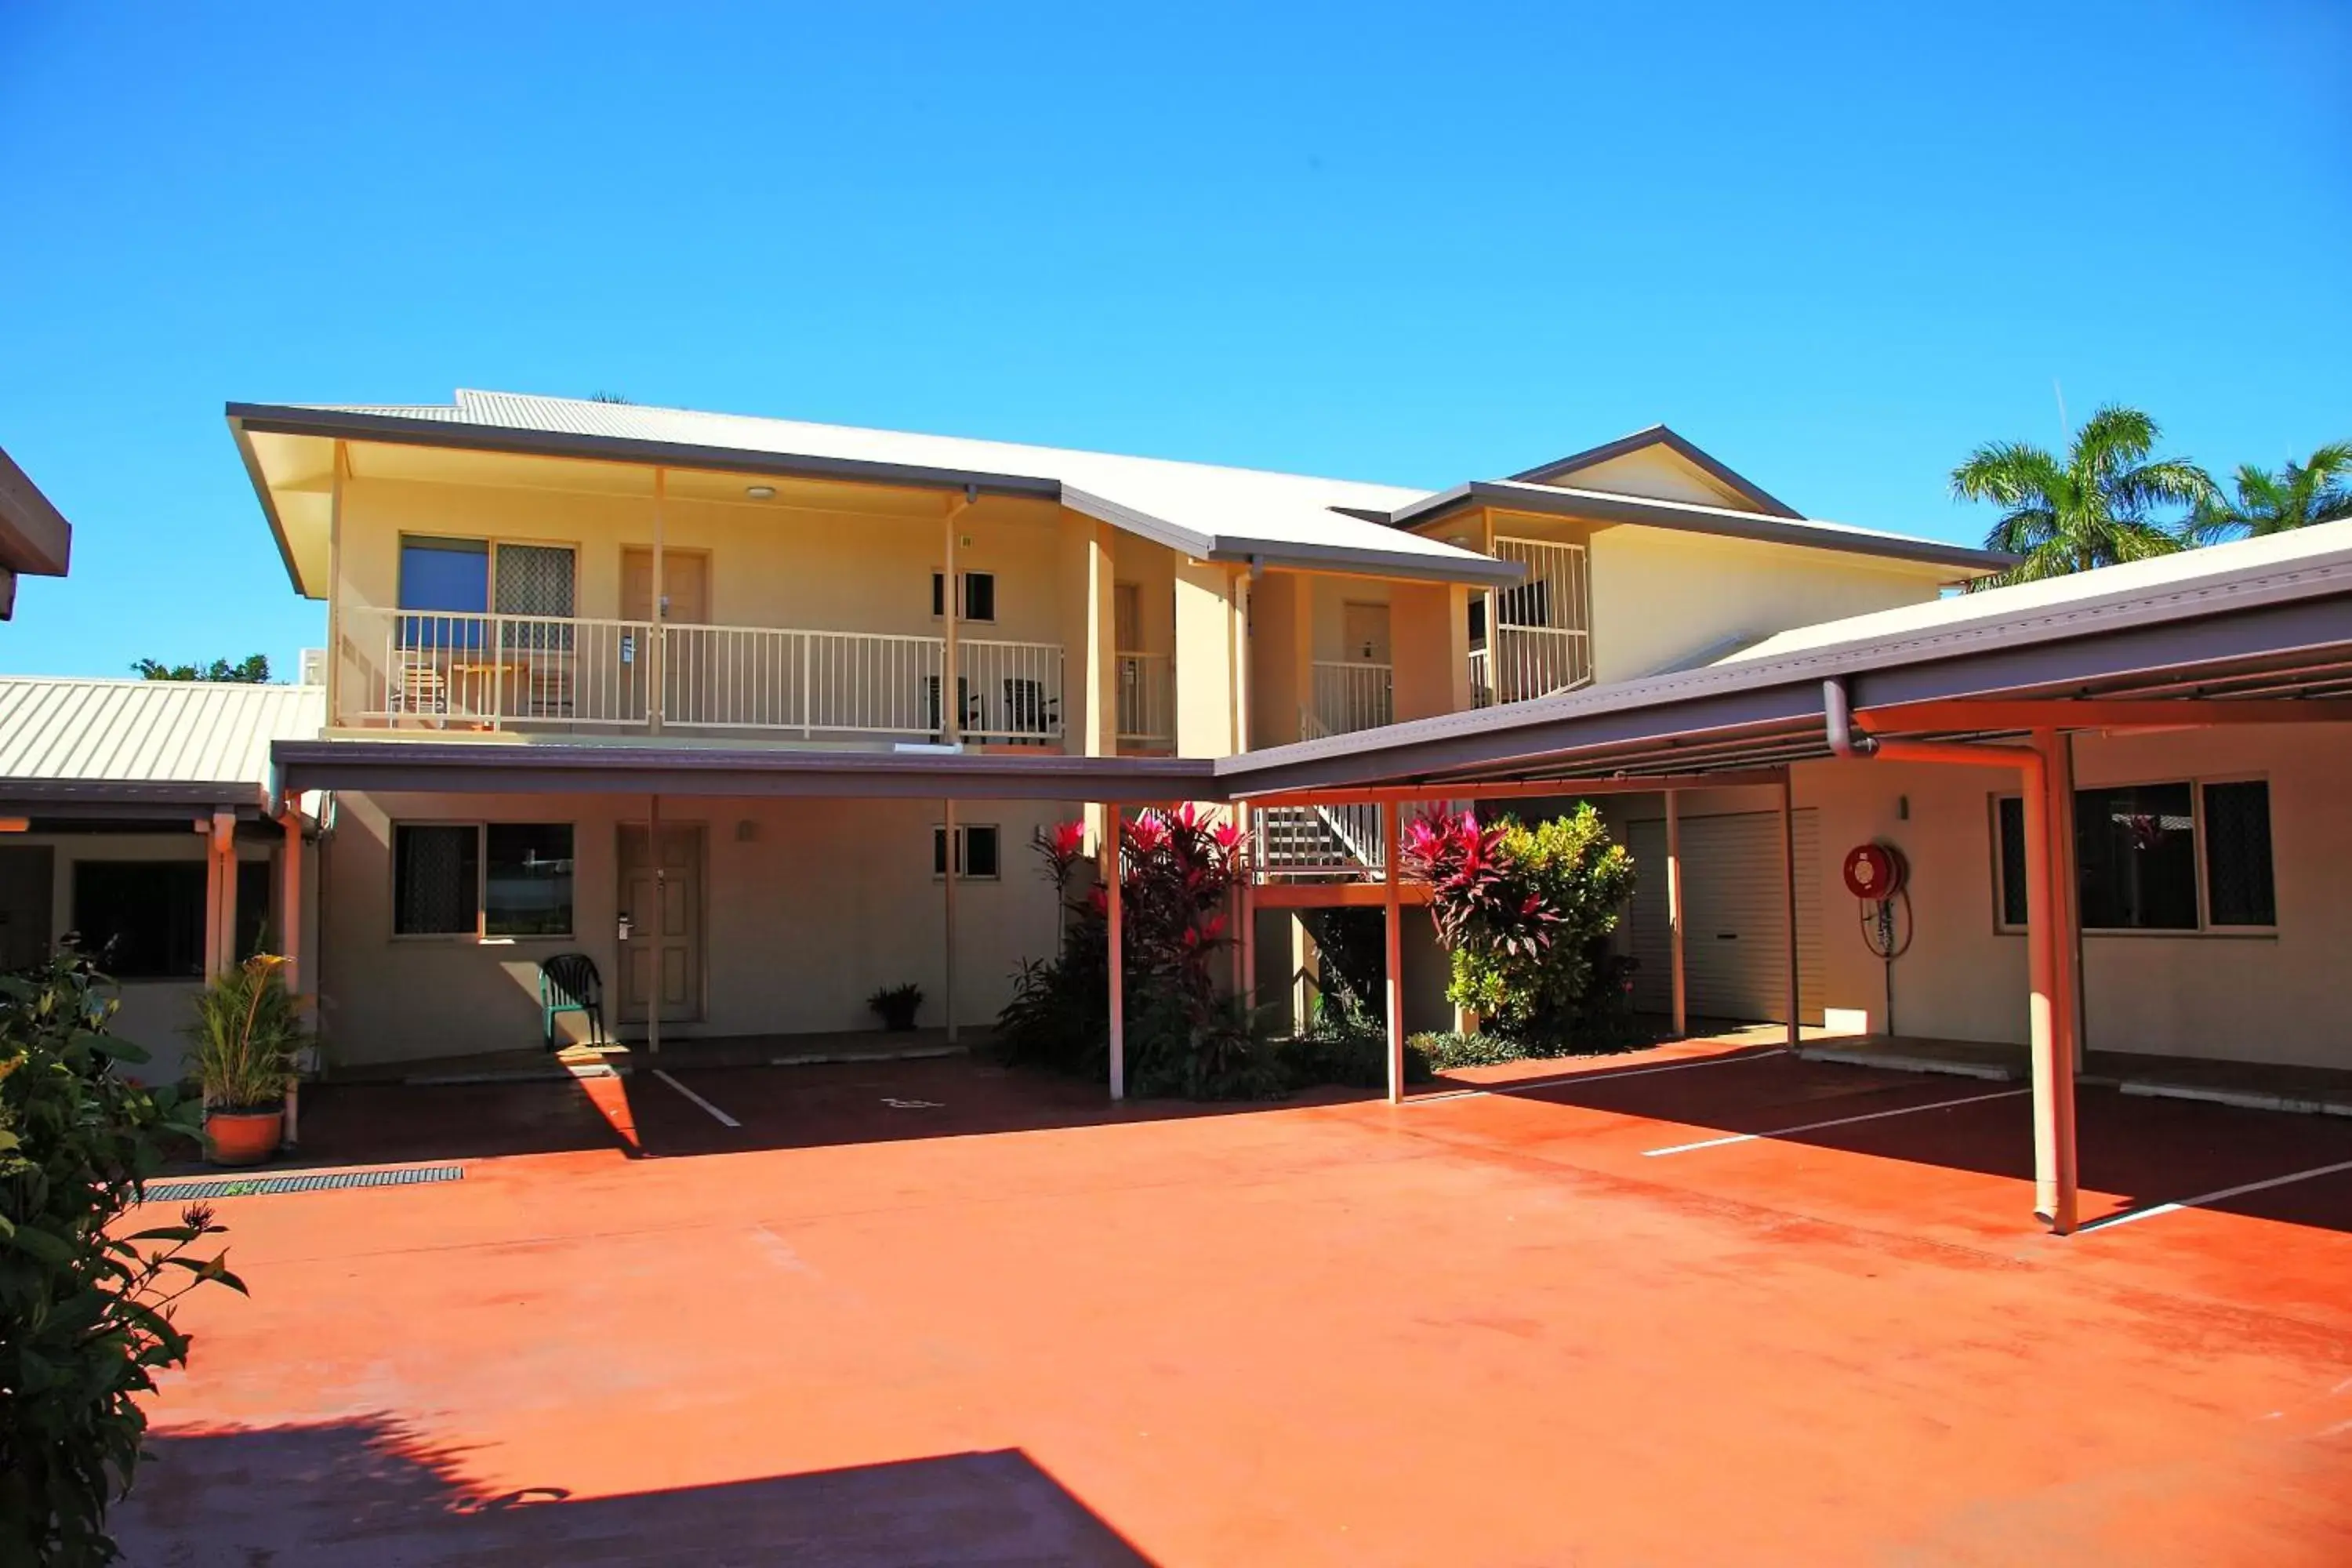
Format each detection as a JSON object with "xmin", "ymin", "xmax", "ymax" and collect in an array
[{"xmin": 1508, "ymin": 425, "xmax": 1804, "ymax": 519}]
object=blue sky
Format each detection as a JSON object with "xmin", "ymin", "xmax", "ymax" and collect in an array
[{"xmin": 2, "ymin": 2, "xmax": 2346, "ymax": 677}]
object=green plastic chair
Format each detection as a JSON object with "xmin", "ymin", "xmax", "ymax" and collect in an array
[{"xmin": 539, "ymin": 952, "xmax": 605, "ymax": 1052}]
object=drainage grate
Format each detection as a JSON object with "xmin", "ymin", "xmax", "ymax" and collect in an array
[{"xmin": 138, "ymin": 1165, "xmax": 466, "ymax": 1202}]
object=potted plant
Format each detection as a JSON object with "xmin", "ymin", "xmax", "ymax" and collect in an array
[
  {"xmin": 187, "ymin": 953, "xmax": 307, "ymax": 1166},
  {"xmin": 866, "ymin": 982, "xmax": 923, "ymax": 1033}
]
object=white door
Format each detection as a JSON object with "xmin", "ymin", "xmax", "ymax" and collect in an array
[
  {"xmin": 618, "ymin": 824, "xmax": 704, "ymax": 1025},
  {"xmin": 1628, "ymin": 810, "xmax": 1824, "ymax": 1024}
]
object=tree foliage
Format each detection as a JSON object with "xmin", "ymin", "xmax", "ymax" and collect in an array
[
  {"xmin": 2187, "ymin": 441, "xmax": 2352, "ymax": 542},
  {"xmin": 130, "ymin": 655, "xmax": 270, "ymax": 684},
  {"xmin": 2, "ymin": 953, "xmax": 246, "ymax": 1564},
  {"xmin": 1951, "ymin": 405, "xmax": 2214, "ymax": 587},
  {"xmin": 1402, "ymin": 805, "xmax": 1638, "ymax": 1047},
  {"xmin": 996, "ymin": 808, "xmax": 1283, "ymax": 1098}
]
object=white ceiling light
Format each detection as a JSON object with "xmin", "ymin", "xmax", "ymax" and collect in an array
[{"xmin": 745, "ymin": 484, "xmax": 776, "ymax": 500}]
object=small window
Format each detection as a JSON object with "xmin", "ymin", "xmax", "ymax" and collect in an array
[
  {"xmin": 2202, "ymin": 781, "xmax": 2275, "ymax": 927},
  {"xmin": 485, "ymin": 824, "xmax": 575, "ymax": 937},
  {"xmin": 394, "ymin": 826, "xmax": 480, "ymax": 935},
  {"xmin": 931, "ymin": 570, "xmax": 996, "ymax": 622},
  {"xmin": 396, "ymin": 822, "xmax": 574, "ymax": 938},
  {"xmin": 2076, "ymin": 782, "xmax": 2198, "ymax": 931},
  {"xmin": 932, "ymin": 823, "xmax": 1000, "ymax": 880},
  {"xmin": 74, "ymin": 862, "xmax": 205, "ymax": 978},
  {"xmin": 1994, "ymin": 779, "xmax": 2274, "ymax": 933},
  {"xmin": 399, "ymin": 537, "xmax": 490, "ymax": 612}
]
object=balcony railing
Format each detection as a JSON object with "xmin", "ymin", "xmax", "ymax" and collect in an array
[
  {"xmin": 343, "ymin": 608, "xmax": 1065, "ymax": 744},
  {"xmin": 1311, "ymin": 660, "xmax": 1393, "ymax": 735},
  {"xmin": 1116, "ymin": 651, "xmax": 1174, "ymax": 750},
  {"xmin": 1468, "ymin": 535, "xmax": 1595, "ymax": 708}
]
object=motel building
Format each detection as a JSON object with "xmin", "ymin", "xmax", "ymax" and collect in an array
[{"xmin": 3, "ymin": 390, "xmax": 2348, "ymax": 1234}]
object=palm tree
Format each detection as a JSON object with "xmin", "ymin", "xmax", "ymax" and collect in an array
[
  {"xmin": 2186, "ymin": 442, "xmax": 2352, "ymax": 542},
  {"xmin": 1951, "ymin": 405, "xmax": 2215, "ymax": 588}
]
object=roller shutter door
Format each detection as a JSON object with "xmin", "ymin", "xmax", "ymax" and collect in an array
[{"xmin": 1627, "ymin": 810, "xmax": 1824, "ymax": 1024}]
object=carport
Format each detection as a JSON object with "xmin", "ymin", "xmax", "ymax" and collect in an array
[{"xmin": 1216, "ymin": 524, "xmax": 2352, "ymax": 1233}]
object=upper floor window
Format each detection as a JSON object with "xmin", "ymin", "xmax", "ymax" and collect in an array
[
  {"xmin": 1994, "ymin": 778, "xmax": 2274, "ymax": 933},
  {"xmin": 931, "ymin": 570, "xmax": 996, "ymax": 622},
  {"xmin": 399, "ymin": 537, "xmax": 576, "ymax": 621}
]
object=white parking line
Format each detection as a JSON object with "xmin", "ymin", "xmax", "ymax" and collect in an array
[
  {"xmin": 2082, "ymin": 1156, "xmax": 2352, "ymax": 1232},
  {"xmin": 653, "ymin": 1069, "xmax": 741, "ymax": 1127},
  {"xmin": 1409, "ymin": 1049, "xmax": 1777, "ymax": 1105},
  {"xmin": 1642, "ymin": 1087, "xmax": 2027, "ymax": 1157}
]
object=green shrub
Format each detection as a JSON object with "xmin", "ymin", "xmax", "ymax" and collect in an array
[
  {"xmin": 1403, "ymin": 804, "xmax": 1639, "ymax": 1051},
  {"xmin": 1280, "ymin": 1014, "xmax": 1434, "ymax": 1091},
  {"xmin": 1408, "ymin": 1029, "xmax": 1533, "ymax": 1069},
  {"xmin": 2, "ymin": 953, "xmax": 247, "ymax": 1564}
]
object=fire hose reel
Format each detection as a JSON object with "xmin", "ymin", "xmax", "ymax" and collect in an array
[{"xmin": 1842, "ymin": 841, "xmax": 1905, "ymax": 902}]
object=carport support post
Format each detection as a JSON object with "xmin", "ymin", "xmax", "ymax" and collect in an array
[
  {"xmin": 647, "ymin": 793, "xmax": 662, "ymax": 1058},
  {"xmin": 943, "ymin": 798, "xmax": 959, "ymax": 1045},
  {"xmin": 1664, "ymin": 789, "xmax": 1686, "ymax": 1038},
  {"xmin": 2027, "ymin": 731, "xmax": 2081, "ymax": 1233},
  {"xmin": 280, "ymin": 811, "xmax": 305, "ymax": 1149},
  {"xmin": 1384, "ymin": 801, "xmax": 1404, "ymax": 1104},
  {"xmin": 1105, "ymin": 804, "xmax": 1124, "ymax": 1102},
  {"xmin": 201, "ymin": 808, "xmax": 236, "ymax": 980},
  {"xmin": 1778, "ymin": 773, "xmax": 1799, "ymax": 1051}
]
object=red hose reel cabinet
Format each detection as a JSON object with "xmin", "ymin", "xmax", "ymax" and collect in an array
[{"xmin": 1842, "ymin": 841, "xmax": 1905, "ymax": 902}]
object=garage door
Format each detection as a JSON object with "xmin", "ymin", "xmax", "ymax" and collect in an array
[{"xmin": 1626, "ymin": 810, "xmax": 1824, "ymax": 1024}]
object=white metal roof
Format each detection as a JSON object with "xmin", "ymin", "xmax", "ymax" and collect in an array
[
  {"xmin": 0, "ymin": 677, "xmax": 324, "ymax": 787},
  {"xmin": 1719, "ymin": 521, "xmax": 2352, "ymax": 668},
  {"xmin": 274, "ymin": 389, "xmax": 1518, "ymax": 585}
]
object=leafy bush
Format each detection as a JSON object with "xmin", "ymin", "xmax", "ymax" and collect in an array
[
  {"xmin": 996, "ymin": 808, "xmax": 1287, "ymax": 1099},
  {"xmin": 186, "ymin": 954, "xmax": 306, "ymax": 1111},
  {"xmin": 2, "ymin": 952, "xmax": 247, "ymax": 1564},
  {"xmin": 866, "ymin": 983, "xmax": 923, "ymax": 1032},
  {"xmin": 1281, "ymin": 1013, "xmax": 1434, "ymax": 1090},
  {"xmin": 1408, "ymin": 1029, "xmax": 1531, "ymax": 1069},
  {"xmin": 1403, "ymin": 804, "xmax": 1639, "ymax": 1050}
]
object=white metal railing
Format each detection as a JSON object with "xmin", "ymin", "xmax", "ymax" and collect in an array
[
  {"xmin": 1116, "ymin": 651, "xmax": 1174, "ymax": 748},
  {"xmin": 1312, "ymin": 660, "xmax": 1393, "ymax": 735},
  {"xmin": 1469, "ymin": 535, "xmax": 1594, "ymax": 707},
  {"xmin": 344, "ymin": 606, "xmax": 1063, "ymax": 742},
  {"xmin": 1250, "ymin": 710, "xmax": 1387, "ymax": 880}
]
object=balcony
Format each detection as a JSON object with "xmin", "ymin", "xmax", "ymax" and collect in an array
[
  {"xmin": 1116, "ymin": 651, "xmax": 1175, "ymax": 751},
  {"xmin": 341, "ymin": 608, "xmax": 1065, "ymax": 745},
  {"xmin": 1468, "ymin": 535, "xmax": 1594, "ymax": 708},
  {"xmin": 1311, "ymin": 660, "xmax": 1394, "ymax": 735}
]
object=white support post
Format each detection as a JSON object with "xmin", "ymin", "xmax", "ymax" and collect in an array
[
  {"xmin": 203, "ymin": 809, "xmax": 237, "ymax": 980},
  {"xmin": 1239, "ymin": 853, "xmax": 1257, "ymax": 1010},
  {"xmin": 1105, "ymin": 804, "xmax": 1124, "ymax": 1102},
  {"xmin": 1665, "ymin": 787, "xmax": 1686, "ymax": 1039},
  {"xmin": 1384, "ymin": 800, "xmax": 1405, "ymax": 1104},
  {"xmin": 325, "ymin": 441, "xmax": 346, "ymax": 728},
  {"xmin": 279, "ymin": 811, "xmax": 305, "ymax": 1146},
  {"xmin": 649, "ymin": 469, "xmax": 666, "ymax": 734},
  {"xmin": 943, "ymin": 798, "xmax": 959, "ymax": 1045},
  {"xmin": 647, "ymin": 793, "xmax": 662, "ymax": 1058},
  {"xmin": 942, "ymin": 497, "xmax": 961, "ymax": 746}
]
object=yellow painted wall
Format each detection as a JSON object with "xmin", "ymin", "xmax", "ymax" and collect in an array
[
  {"xmin": 1389, "ymin": 581, "xmax": 1470, "ymax": 722},
  {"xmin": 1247, "ymin": 572, "xmax": 1313, "ymax": 748},
  {"xmin": 1530, "ymin": 445, "xmax": 1755, "ymax": 510},
  {"xmin": 316, "ymin": 789, "xmax": 1073, "ymax": 1065},
  {"xmin": 1172, "ymin": 559, "xmax": 1242, "ymax": 757},
  {"xmin": 1584, "ymin": 527, "xmax": 1953, "ymax": 684}
]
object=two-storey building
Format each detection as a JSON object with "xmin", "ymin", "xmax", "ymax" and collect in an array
[{"xmin": 228, "ymin": 391, "xmax": 2005, "ymax": 1072}]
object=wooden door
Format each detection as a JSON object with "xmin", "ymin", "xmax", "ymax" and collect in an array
[
  {"xmin": 617, "ymin": 825, "xmax": 703, "ymax": 1025},
  {"xmin": 1113, "ymin": 583, "xmax": 1142, "ymax": 652},
  {"xmin": 622, "ymin": 549, "xmax": 713, "ymax": 725},
  {"xmin": 0, "ymin": 847, "xmax": 53, "ymax": 972},
  {"xmin": 1341, "ymin": 602, "xmax": 1392, "ymax": 664}
]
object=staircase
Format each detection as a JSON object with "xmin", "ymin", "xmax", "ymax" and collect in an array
[{"xmin": 1251, "ymin": 711, "xmax": 1387, "ymax": 880}]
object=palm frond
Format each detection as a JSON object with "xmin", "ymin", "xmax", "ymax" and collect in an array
[
  {"xmin": 2071, "ymin": 405, "xmax": 2160, "ymax": 483},
  {"xmin": 1951, "ymin": 441, "xmax": 2065, "ymax": 508}
]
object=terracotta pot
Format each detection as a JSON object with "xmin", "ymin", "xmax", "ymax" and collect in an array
[{"xmin": 205, "ymin": 1107, "xmax": 284, "ymax": 1167}]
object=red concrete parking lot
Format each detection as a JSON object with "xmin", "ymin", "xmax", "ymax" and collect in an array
[{"xmin": 117, "ymin": 1041, "xmax": 2352, "ymax": 1565}]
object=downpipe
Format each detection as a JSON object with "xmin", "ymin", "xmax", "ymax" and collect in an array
[{"xmin": 1822, "ymin": 679, "xmax": 2078, "ymax": 1235}]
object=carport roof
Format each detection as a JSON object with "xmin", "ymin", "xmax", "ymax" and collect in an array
[
  {"xmin": 1217, "ymin": 521, "xmax": 2352, "ymax": 796},
  {"xmin": 271, "ymin": 739, "xmax": 1218, "ymax": 804}
]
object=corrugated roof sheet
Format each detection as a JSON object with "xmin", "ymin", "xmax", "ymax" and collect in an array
[
  {"xmin": 285, "ymin": 390, "xmax": 1515, "ymax": 584},
  {"xmin": 1719, "ymin": 521, "xmax": 2352, "ymax": 667},
  {"xmin": 0, "ymin": 677, "xmax": 324, "ymax": 786}
]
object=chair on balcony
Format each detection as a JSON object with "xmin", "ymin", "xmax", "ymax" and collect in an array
[
  {"xmin": 924, "ymin": 676, "xmax": 981, "ymax": 742},
  {"xmin": 1002, "ymin": 677, "xmax": 1058, "ymax": 746},
  {"xmin": 539, "ymin": 952, "xmax": 605, "ymax": 1052},
  {"xmin": 392, "ymin": 652, "xmax": 450, "ymax": 723}
]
